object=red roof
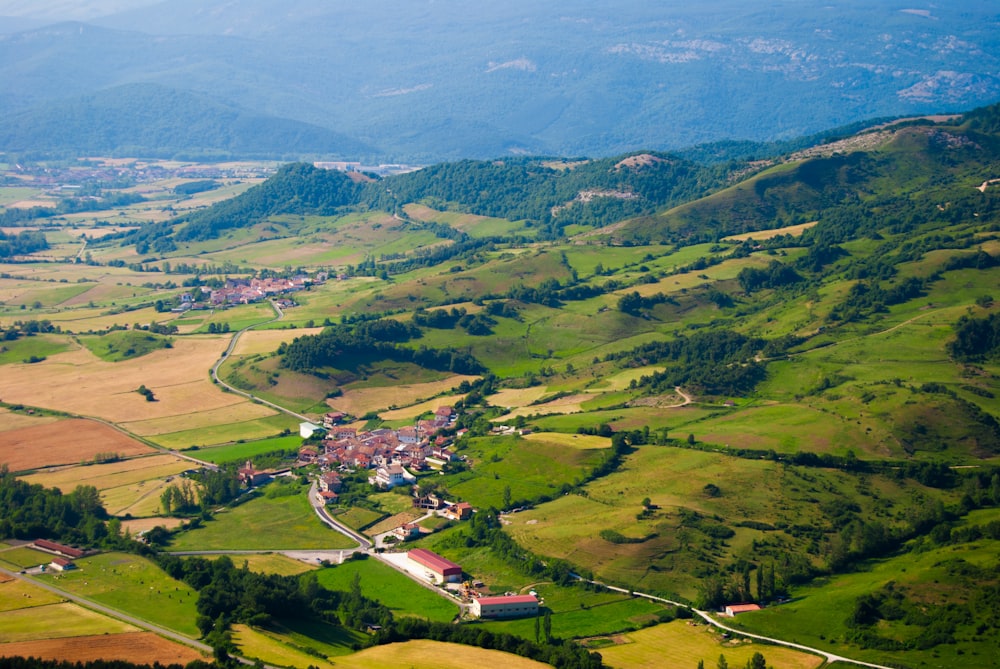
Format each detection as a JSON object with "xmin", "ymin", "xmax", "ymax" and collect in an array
[
  {"xmin": 726, "ymin": 603, "xmax": 762, "ymax": 614},
  {"xmin": 408, "ymin": 548, "xmax": 462, "ymax": 575},
  {"xmin": 476, "ymin": 594, "xmax": 538, "ymax": 606}
]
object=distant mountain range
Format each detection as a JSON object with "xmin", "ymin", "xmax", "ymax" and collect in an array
[{"xmin": 1, "ymin": 1, "xmax": 999, "ymax": 161}]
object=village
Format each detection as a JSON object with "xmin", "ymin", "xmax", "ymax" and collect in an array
[{"xmin": 230, "ymin": 405, "xmax": 553, "ymax": 620}]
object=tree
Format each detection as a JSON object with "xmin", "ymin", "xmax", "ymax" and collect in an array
[
  {"xmin": 717, "ymin": 654, "xmax": 729, "ymax": 669},
  {"xmin": 502, "ymin": 485, "xmax": 512, "ymax": 510},
  {"xmin": 543, "ymin": 610, "xmax": 552, "ymax": 643},
  {"xmin": 746, "ymin": 652, "xmax": 767, "ymax": 669}
]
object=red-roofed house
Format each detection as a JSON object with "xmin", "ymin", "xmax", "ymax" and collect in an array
[
  {"xmin": 407, "ymin": 548, "xmax": 462, "ymax": 583},
  {"xmin": 471, "ymin": 594, "xmax": 539, "ymax": 619},
  {"xmin": 724, "ymin": 603, "xmax": 762, "ymax": 616},
  {"xmin": 49, "ymin": 557, "xmax": 77, "ymax": 571},
  {"xmin": 443, "ymin": 502, "xmax": 474, "ymax": 521}
]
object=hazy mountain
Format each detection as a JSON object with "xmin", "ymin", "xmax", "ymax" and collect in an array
[
  {"xmin": 1, "ymin": 1, "xmax": 998, "ymax": 161},
  {"xmin": 0, "ymin": 83, "xmax": 375, "ymax": 160}
]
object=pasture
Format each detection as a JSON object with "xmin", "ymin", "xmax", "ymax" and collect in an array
[
  {"xmin": 0, "ymin": 632, "xmax": 208, "ymax": 666},
  {"xmin": 0, "ymin": 548, "xmax": 54, "ymax": 570},
  {"xmin": 442, "ymin": 433, "xmax": 611, "ymax": 509},
  {"xmin": 221, "ymin": 553, "xmax": 317, "ymax": 576},
  {"xmin": 0, "ymin": 575, "xmax": 64, "ymax": 611},
  {"xmin": 595, "ymin": 620, "xmax": 823, "ymax": 669},
  {"xmin": 39, "ymin": 552, "xmax": 201, "ymax": 636},
  {"xmin": 0, "ymin": 418, "xmax": 155, "ymax": 473},
  {"xmin": 231, "ymin": 624, "xmax": 339, "ymax": 669},
  {"xmin": 193, "ymin": 434, "xmax": 303, "ymax": 464},
  {"xmin": 316, "ymin": 558, "xmax": 459, "ymax": 622},
  {"xmin": 168, "ymin": 486, "xmax": 357, "ymax": 551},
  {"xmin": 0, "ymin": 334, "xmax": 71, "ymax": 366}
]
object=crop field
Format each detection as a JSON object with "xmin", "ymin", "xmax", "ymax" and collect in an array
[
  {"xmin": 333, "ymin": 374, "xmax": 477, "ymax": 416},
  {"xmin": 0, "ymin": 335, "xmax": 250, "ymax": 424},
  {"xmin": 365, "ymin": 511, "xmax": 424, "ymax": 536},
  {"xmin": 0, "ymin": 407, "xmax": 61, "ymax": 433},
  {"xmin": 99, "ymin": 476, "xmax": 180, "ymax": 517},
  {"xmin": 594, "ymin": 620, "xmax": 823, "ymax": 669},
  {"xmin": 120, "ymin": 401, "xmax": 281, "ymax": 438},
  {"xmin": 722, "ymin": 220, "xmax": 818, "ymax": 241},
  {"xmin": 168, "ymin": 487, "xmax": 357, "ymax": 551},
  {"xmin": 39, "ymin": 552, "xmax": 200, "ymax": 637},
  {"xmin": 0, "ymin": 632, "xmax": 209, "ymax": 666},
  {"xmin": 120, "ymin": 516, "xmax": 186, "ymax": 534},
  {"xmin": 335, "ymin": 639, "xmax": 552, "ymax": 669},
  {"xmin": 0, "ymin": 418, "xmax": 155, "ymax": 473},
  {"xmin": 0, "ymin": 575, "xmax": 64, "ymax": 611},
  {"xmin": 501, "ymin": 393, "xmax": 599, "ymax": 420},
  {"xmin": 230, "ymin": 326, "xmax": 324, "ymax": 356},
  {"xmin": 0, "ymin": 602, "xmax": 139, "ymax": 643},
  {"xmin": 21, "ymin": 453, "xmax": 192, "ymax": 498},
  {"xmin": 378, "ymin": 395, "xmax": 468, "ymax": 421},
  {"xmin": 316, "ymin": 558, "xmax": 459, "ymax": 622},
  {"xmin": 147, "ymin": 414, "xmax": 295, "ymax": 450}
]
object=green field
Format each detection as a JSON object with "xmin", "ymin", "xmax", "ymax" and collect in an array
[
  {"xmin": 0, "ymin": 547, "xmax": 54, "ymax": 570},
  {"xmin": 315, "ymin": 557, "xmax": 460, "ymax": 623},
  {"xmin": 0, "ymin": 602, "xmax": 138, "ymax": 642},
  {"xmin": 168, "ymin": 484, "xmax": 356, "ymax": 551},
  {"xmin": 152, "ymin": 414, "xmax": 296, "ymax": 449},
  {"xmin": 442, "ymin": 433, "xmax": 612, "ymax": 509},
  {"xmin": 38, "ymin": 552, "xmax": 200, "ymax": 636},
  {"xmin": 80, "ymin": 330, "xmax": 173, "ymax": 362},
  {"xmin": 194, "ymin": 434, "xmax": 303, "ymax": 464},
  {"xmin": 0, "ymin": 335, "xmax": 71, "ymax": 365}
]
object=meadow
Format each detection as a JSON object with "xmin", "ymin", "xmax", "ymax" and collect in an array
[
  {"xmin": 594, "ymin": 620, "xmax": 824, "ymax": 669},
  {"xmin": 0, "ymin": 603, "xmax": 138, "ymax": 643},
  {"xmin": 168, "ymin": 484, "xmax": 357, "ymax": 551},
  {"xmin": 315, "ymin": 557, "xmax": 460, "ymax": 623},
  {"xmin": 38, "ymin": 552, "xmax": 201, "ymax": 637}
]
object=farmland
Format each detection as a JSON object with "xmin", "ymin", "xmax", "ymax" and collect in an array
[
  {"xmin": 0, "ymin": 418, "xmax": 155, "ymax": 473},
  {"xmin": 0, "ymin": 632, "xmax": 209, "ymax": 666}
]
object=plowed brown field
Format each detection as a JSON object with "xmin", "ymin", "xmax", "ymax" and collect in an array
[
  {"xmin": 0, "ymin": 418, "xmax": 154, "ymax": 472},
  {"xmin": 0, "ymin": 632, "xmax": 208, "ymax": 664}
]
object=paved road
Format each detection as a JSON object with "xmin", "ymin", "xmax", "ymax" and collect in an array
[
  {"xmin": 574, "ymin": 576, "xmax": 892, "ymax": 668},
  {"xmin": 0, "ymin": 565, "xmax": 212, "ymax": 655},
  {"xmin": 209, "ymin": 300, "xmax": 313, "ymax": 423}
]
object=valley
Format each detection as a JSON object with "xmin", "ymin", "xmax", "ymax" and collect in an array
[{"xmin": 2, "ymin": 106, "xmax": 1000, "ymax": 669}]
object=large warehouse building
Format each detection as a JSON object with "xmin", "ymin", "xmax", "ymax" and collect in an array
[
  {"xmin": 471, "ymin": 594, "xmax": 540, "ymax": 619},
  {"xmin": 407, "ymin": 548, "xmax": 462, "ymax": 583}
]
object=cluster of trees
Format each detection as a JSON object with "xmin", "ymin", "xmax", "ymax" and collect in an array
[
  {"xmin": 3, "ymin": 320, "xmax": 60, "ymax": 340},
  {"xmin": 605, "ymin": 330, "xmax": 770, "ymax": 396},
  {"xmin": 736, "ymin": 260, "xmax": 802, "ymax": 293},
  {"xmin": 0, "ymin": 468, "xmax": 109, "ymax": 545},
  {"xmin": 0, "ymin": 229, "xmax": 49, "ymax": 259},
  {"xmin": 280, "ymin": 318, "xmax": 483, "ymax": 375},
  {"xmin": 412, "ymin": 306, "xmax": 496, "ymax": 335},
  {"xmin": 949, "ymin": 312, "xmax": 1000, "ymax": 362}
]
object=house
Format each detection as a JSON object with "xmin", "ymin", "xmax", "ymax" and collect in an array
[
  {"xmin": 319, "ymin": 471, "xmax": 342, "ymax": 493},
  {"xmin": 372, "ymin": 463, "xmax": 407, "ymax": 489},
  {"xmin": 324, "ymin": 411, "xmax": 346, "ymax": 427},
  {"xmin": 434, "ymin": 406, "xmax": 454, "ymax": 419},
  {"xmin": 392, "ymin": 523, "xmax": 422, "ymax": 542},
  {"xmin": 318, "ymin": 491, "xmax": 339, "ymax": 505},
  {"xmin": 443, "ymin": 502, "xmax": 474, "ymax": 521},
  {"xmin": 471, "ymin": 594, "xmax": 539, "ymax": 619},
  {"xmin": 49, "ymin": 557, "xmax": 76, "ymax": 572},
  {"xmin": 724, "ymin": 603, "xmax": 762, "ymax": 616},
  {"xmin": 407, "ymin": 548, "xmax": 462, "ymax": 583}
]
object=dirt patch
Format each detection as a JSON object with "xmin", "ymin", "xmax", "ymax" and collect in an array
[
  {"xmin": 120, "ymin": 517, "xmax": 186, "ymax": 534},
  {"xmin": 0, "ymin": 418, "xmax": 155, "ymax": 472},
  {"xmin": 0, "ymin": 632, "xmax": 208, "ymax": 665}
]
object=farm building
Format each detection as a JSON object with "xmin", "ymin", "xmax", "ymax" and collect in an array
[
  {"xmin": 32, "ymin": 539, "xmax": 85, "ymax": 559},
  {"xmin": 443, "ymin": 501, "xmax": 474, "ymax": 521},
  {"xmin": 300, "ymin": 422, "xmax": 323, "ymax": 439},
  {"xmin": 724, "ymin": 603, "xmax": 762, "ymax": 616},
  {"xmin": 407, "ymin": 548, "xmax": 462, "ymax": 583},
  {"xmin": 471, "ymin": 594, "xmax": 539, "ymax": 619},
  {"xmin": 49, "ymin": 557, "xmax": 76, "ymax": 571}
]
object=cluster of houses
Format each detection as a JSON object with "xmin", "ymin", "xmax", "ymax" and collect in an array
[
  {"xmin": 208, "ymin": 275, "xmax": 318, "ymax": 306},
  {"xmin": 298, "ymin": 407, "xmax": 463, "ymax": 505}
]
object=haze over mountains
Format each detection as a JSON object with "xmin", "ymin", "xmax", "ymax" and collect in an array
[{"xmin": 1, "ymin": 1, "xmax": 999, "ymax": 161}]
